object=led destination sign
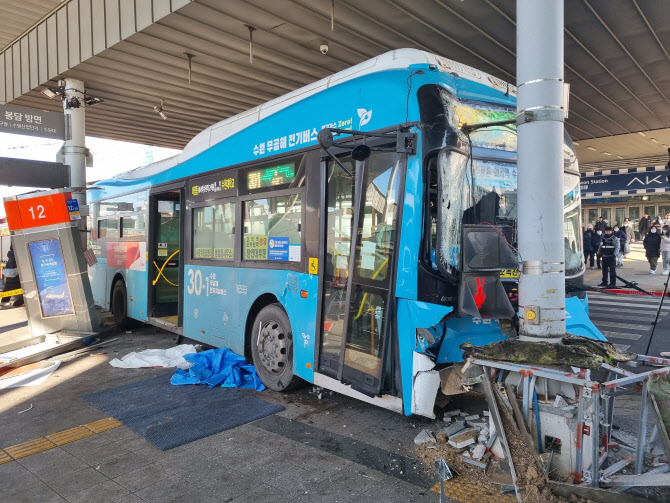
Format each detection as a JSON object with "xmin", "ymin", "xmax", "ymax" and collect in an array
[{"xmin": 247, "ymin": 164, "xmax": 295, "ymax": 190}]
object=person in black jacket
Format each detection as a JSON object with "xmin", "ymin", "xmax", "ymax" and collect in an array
[
  {"xmin": 597, "ymin": 227, "xmax": 619, "ymax": 287},
  {"xmin": 639, "ymin": 213, "xmax": 652, "ymax": 240},
  {"xmin": 592, "ymin": 228, "xmax": 604, "ymax": 269},
  {"xmin": 644, "ymin": 225, "xmax": 662, "ymax": 274},
  {"xmin": 594, "ymin": 216, "xmax": 607, "ymax": 232},
  {"xmin": 1, "ymin": 245, "xmax": 24, "ymax": 307},
  {"xmin": 583, "ymin": 225, "xmax": 596, "ymax": 269}
]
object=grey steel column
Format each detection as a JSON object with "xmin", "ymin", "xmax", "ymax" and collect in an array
[
  {"xmin": 517, "ymin": 0, "xmax": 566, "ymax": 340},
  {"xmin": 62, "ymin": 78, "xmax": 87, "ymax": 226}
]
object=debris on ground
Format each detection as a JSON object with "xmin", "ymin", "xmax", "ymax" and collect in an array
[
  {"xmin": 171, "ymin": 347, "xmax": 265, "ymax": 390},
  {"xmin": 109, "ymin": 344, "xmax": 199, "ymax": 369}
]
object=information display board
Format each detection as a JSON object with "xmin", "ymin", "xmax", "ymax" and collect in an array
[
  {"xmin": 247, "ymin": 164, "xmax": 295, "ymax": 191},
  {"xmin": 28, "ymin": 239, "xmax": 75, "ymax": 318}
]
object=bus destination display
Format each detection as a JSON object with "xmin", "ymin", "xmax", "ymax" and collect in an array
[{"xmin": 247, "ymin": 164, "xmax": 295, "ymax": 190}]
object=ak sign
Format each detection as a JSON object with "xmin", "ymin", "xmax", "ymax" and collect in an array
[
  {"xmin": 0, "ymin": 105, "xmax": 65, "ymax": 140},
  {"xmin": 580, "ymin": 167, "xmax": 670, "ymax": 197}
]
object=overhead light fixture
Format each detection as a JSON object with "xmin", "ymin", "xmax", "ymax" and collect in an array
[
  {"xmin": 643, "ymin": 195, "xmax": 649, "ymax": 201},
  {"xmin": 617, "ymin": 155, "xmax": 623, "ymax": 159},
  {"xmin": 41, "ymin": 85, "xmax": 64, "ymax": 99},
  {"xmin": 651, "ymin": 138, "xmax": 659, "ymax": 143},
  {"xmin": 602, "ymin": 151, "xmax": 612, "ymax": 156},
  {"xmin": 587, "ymin": 146, "xmax": 597, "ymax": 151},
  {"xmin": 638, "ymin": 131, "xmax": 647, "ymax": 137},
  {"xmin": 153, "ymin": 99, "xmax": 167, "ymax": 120}
]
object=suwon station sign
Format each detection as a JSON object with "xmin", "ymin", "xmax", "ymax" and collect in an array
[
  {"xmin": 0, "ymin": 104, "xmax": 64, "ymax": 140},
  {"xmin": 580, "ymin": 166, "xmax": 670, "ymax": 197}
]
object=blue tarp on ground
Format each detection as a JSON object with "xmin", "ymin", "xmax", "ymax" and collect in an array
[{"xmin": 171, "ymin": 348, "xmax": 265, "ymax": 391}]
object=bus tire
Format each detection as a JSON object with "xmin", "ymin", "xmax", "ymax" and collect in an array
[
  {"xmin": 111, "ymin": 280, "xmax": 128, "ymax": 328},
  {"xmin": 251, "ymin": 303, "xmax": 302, "ymax": 392}
]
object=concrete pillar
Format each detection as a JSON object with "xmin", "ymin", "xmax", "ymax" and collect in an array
[
  {"xmin": 516, "ymin": 0, "xmax": 566, "ymax": 340},
  {"xmin": 62, "ymin": 78, "xmax": 87, "ymax": 239}
]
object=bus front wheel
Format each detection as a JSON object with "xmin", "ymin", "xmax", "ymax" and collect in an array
[
  {"xmin": 111, "ymin": 280, "xmax": 128, "ymax": 327},
  {"xmin": 251, "ymin": 303, "xmax": 301, "ymax": 392}
]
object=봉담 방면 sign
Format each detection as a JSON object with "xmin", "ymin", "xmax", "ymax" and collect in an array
[
  {"xmin": 0, "ymin": 104, "xmax": 65, "ymax": 140},
  {"xmin": 28, "ymin": 239, "xmax": 75, "ymax": 318}
]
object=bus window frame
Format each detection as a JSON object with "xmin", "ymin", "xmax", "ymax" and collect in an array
[
  {"xmin": 189, "ymin": 197, "xmax": 240, "ymax": 266},
  {"xmin": 119, "ymin": 212, "xmax": 147, "ymax": 240},
  {"xmin": 238, "ymin": 186, "xmax": 306, "ymax": 272}
]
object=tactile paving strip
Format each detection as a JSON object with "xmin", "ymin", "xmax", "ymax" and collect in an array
[
  {"xmin": 46, "ymin": 425, "xmax": 95, "ymax": 446},
  {"xmin": 431, "ymin": 479, "xmax": 517, "ymax": 503},
  {"xmin": 0, "ymin": 449, "xmax": 12, "ymax": 464},
  {"xmin": 84, "ymin": 417, "xmax": 122, "ymax": 433},
  {"xmin": 4, "ymin": 437, "xmax": 56, "ymax": 460}
]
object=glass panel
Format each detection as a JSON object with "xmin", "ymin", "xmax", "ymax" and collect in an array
[
  {"xmin": 243, "ymin": 194, "xmax": 301, "ymax": 261},
  {"xmin": 193, "ymin": 202, "xmax": 235, "ymax": 260},
  {"xmin": 98, "ymin": 218, "xmax": 118, "ymax": 239},
  {"xmin": 615, "ymin": 208, "xmax": 626, "ymax": 228},
  {"xmin": 659, "ymin": 207, "xmax": 670, "ymax": 223},
  {"xmin": 121, "ymin": 215, "xmax": 146, "ymax": 237},
  {"xmin": 564, "ymin": 173, "xmax": 583, "ymax": 278},
  {"xmin": 344, "ymin": 287, "xmax": 385, "ymax": 375},
  {"xmin": 588, "ymin": 208, "xmax": 598, "ymax": 227},
  {"xmin": 321, "ymin": 159, "xmax": 356, "ymax": 370},
  {"xmin": 599, "ymin": 208, "xmax": 611, "ymax": 226},
  {"xmin": 628, "ymin": 206, "xmax": 640, "ymax": 222},
  {"xmin": 154, "ymin": 199, "xmax": 180, "ymax": 305},
  {"xmin": 644, "ymin": 206, "xmax": 656, "ymax": 220},
  {"xmin": 353, "ymin": 152, "xmax": 401, "ymax": 283}
]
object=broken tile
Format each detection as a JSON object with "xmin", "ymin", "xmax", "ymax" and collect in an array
[
  {"xmin": 443, "ymin": 420, "xmax": 466, "ymax": 437},
  {"xmin": 472, "ymin": 444, "xmax": 486, "ymax": 460},
  {"xmin": 414, "ymin": 429, "xmax": 436, "ymax": 445},
  {"xmin": 448, "ymin": 428, "xmax": 477, "ymax": 449}
]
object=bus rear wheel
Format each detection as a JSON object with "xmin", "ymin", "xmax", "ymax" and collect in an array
[
  {"xmin": 251, "ymin": 303, "xmax": 302, "ymax": 392},
  {"xmin": 111, "ymin": 280, "xmax": 128, "ymax": 328}
]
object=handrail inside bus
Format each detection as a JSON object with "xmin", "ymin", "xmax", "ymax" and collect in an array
[
  {"xmin": 354, "ymin": 257, "xmax": 389, "ymax": 320},
  {"xmin": 152, "ymin": 249, "xmax": 180, "ymax": 287}
]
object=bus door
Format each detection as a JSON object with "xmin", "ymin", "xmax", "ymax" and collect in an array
[
  {"xmin": 319, "ymin": 150, "xmax": 402, "ymax": 396},
  {"xmin": 148, "ymin": 185, "xmax": 184, "ymax": 328}
]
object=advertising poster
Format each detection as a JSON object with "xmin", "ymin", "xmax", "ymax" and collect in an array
[
  {"xmin": 28, "ymin": 239, "xmax": 75, "ymax": 318},
  {"xmin": 244, "ymin": 235, "xmax": 268, "ymax": 260},
  {"xmin": 106, "ymin": 242, "xmax": 146, "ymax": 271}
]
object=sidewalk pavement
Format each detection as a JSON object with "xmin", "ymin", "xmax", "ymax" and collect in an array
[{"xmin": 583, "ymin": 241, "xmax": 670, "ymax": 292}]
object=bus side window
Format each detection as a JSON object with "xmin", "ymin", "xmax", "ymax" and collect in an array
[
  {"xmin": 243, "ymin": 194, "xmax": 302, "ymax": 262},
  {"xmin": 193, "ymin": 202, "xmax": 236, "ymax": 260},
  {"xmin": 98, "ymin": 218, "xmax": 119, "ymax": 239}
]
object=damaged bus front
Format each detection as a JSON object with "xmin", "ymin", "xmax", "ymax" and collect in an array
[{"xmin": 398, "ymin": 84, "xmax": 586, "ymax": 417}]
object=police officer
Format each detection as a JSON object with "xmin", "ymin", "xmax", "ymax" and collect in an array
[{"xmin": 597, "ymin": 226, "xmax": 619, "ymax": 288}]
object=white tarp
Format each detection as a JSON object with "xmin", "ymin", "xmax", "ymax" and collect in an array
[
  {"xmin": 109, "ymin": 345, "xmax": 198, "ymax": 370},
  {"xmin": 0, "ymin": 360, "xmax": 60, "ymax": 389}
]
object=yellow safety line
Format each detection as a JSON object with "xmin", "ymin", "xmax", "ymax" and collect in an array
[
  {"xmin": 0, "ymin": 289, "xmax": 22, "ymax": 299},
  {"xmin": 0, "ymin": 417, "xmax": 122, "ymax": 464},
  {"xmin": 152, "ymin": 249, "xmax": 180, "ymax": 286},
  {"xmin": 354, "ymin": 258, "xmax": 389, "ymax": 320}
]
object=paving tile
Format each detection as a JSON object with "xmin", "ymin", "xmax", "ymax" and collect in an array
[
  {"xmin": 114, "ymin": 463, "xmax": 174, "ymax": 493},
  {"xmin": 228, "ymin": 482, "xmax": 297, "ymax": 503},
  {"xmin": 110, "ymin": 494, "xmax": 144, "ymax": 503},
  {"xmin": 4, "ymin": 437, "xmax": 56, "ymax": 460},
  {"xmin": 0, "ymin": 460, "xmax": 44, "ymax": 497},
  {"xmin": 44, "ymin": 467, "xmax": 109, "ymax": 498},
  {"xmin": 8, "ymin": 481, "xmax": 66, "ymax": 503},
  {"xmin": 17, "ymin": 447, "xmax": 88, "ymax": 480},
  {"xmin": 70, "ymin": 440, "xmax": 133, "ymax": 467},
  {"xmin": 197, "ymin": 468, "xmax": 259, "ymax": 502},
  {"xmin": 66, "ymin": 479, "xmax": 130, "ymax": 503},
  {"xmin": 60, "ymin": 433, "xmax": 114, "ymax": 458},
  {"xmin": 134, "ymin": 477, "xmax": 217, "ymax": 503},
  {"xmin": 293, "ymin": 466, "xmax": 380, "ymax": 502},
  {"xmin": 95, "ymin": 451, "xmax": 152, "ymax": 479}
]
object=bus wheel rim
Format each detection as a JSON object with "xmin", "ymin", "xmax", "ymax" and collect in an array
[{"xmin": 258, "ymin": 319, "xmax": 288, "ymax": 374}]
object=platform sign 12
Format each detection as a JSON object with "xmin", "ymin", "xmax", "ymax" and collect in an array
[{"xmin": 28, "ymin": 239, "xmax": 74, "ymax": 318}]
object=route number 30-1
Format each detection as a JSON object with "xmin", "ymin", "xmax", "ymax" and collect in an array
[{"xmin": 28, "ymin": 205, "xmax": 46, "ymax": 220}]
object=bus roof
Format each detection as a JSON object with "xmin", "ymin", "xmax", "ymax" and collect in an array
[{"xmin": 108, "ymin": 49, "xmax": 515, "ymax": 184}]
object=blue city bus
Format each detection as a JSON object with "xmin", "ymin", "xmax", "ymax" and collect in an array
[{"xmin": 88, "ymin": 49, "xmax": 584, "ymax": 417}]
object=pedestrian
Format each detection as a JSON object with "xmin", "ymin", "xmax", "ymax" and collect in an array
[
  {"xmin": 594, "ymin": 216, "xmax": 607, "ymax": 232},
  {"xmin": 1, "ymin": 244, "xmax": 24, "ymax": 307},
  {"xmin": 639, "ymin": 213, "xmax": 652, "ymax": 240},
  {"xmin": 593, "ymin": 227, "xmax": 603, "ymax": 269},
  {"xmin": 613, "ymin": 224, "xmax": 627, "ymax": 267},
  {"xmin": 644, "ymin": 224, "xmax": 662, "ymax": 274},
  {"xmin": 654, "ymin": 216, "xmax": 663, "ymax": 228},
  {"xmin": 583, "ymin": 224, "xmax": 595, "ymax": 269},
  {"xmin": 597, "ymin": 226, "xmax": 619, "ymax": 287},
  {"xmin": 662, "ymin": 226, "xmax": 670, "ymax": 275},
  {"xmin": 664, "ymin": 213, "xmax": 670, "ymax": 227},
  {"xmin": 623, "ymin": 217, "xmax": 634, "ymax": 255}
]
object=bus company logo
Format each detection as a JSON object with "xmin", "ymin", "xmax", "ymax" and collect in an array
[
  {"xmin": 357, "ymin": 108, "xmax": 372, "ymax": 128},
  {"xmin": 269, "ymin": 239, "xmax": 275, "ymax": 248}
]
